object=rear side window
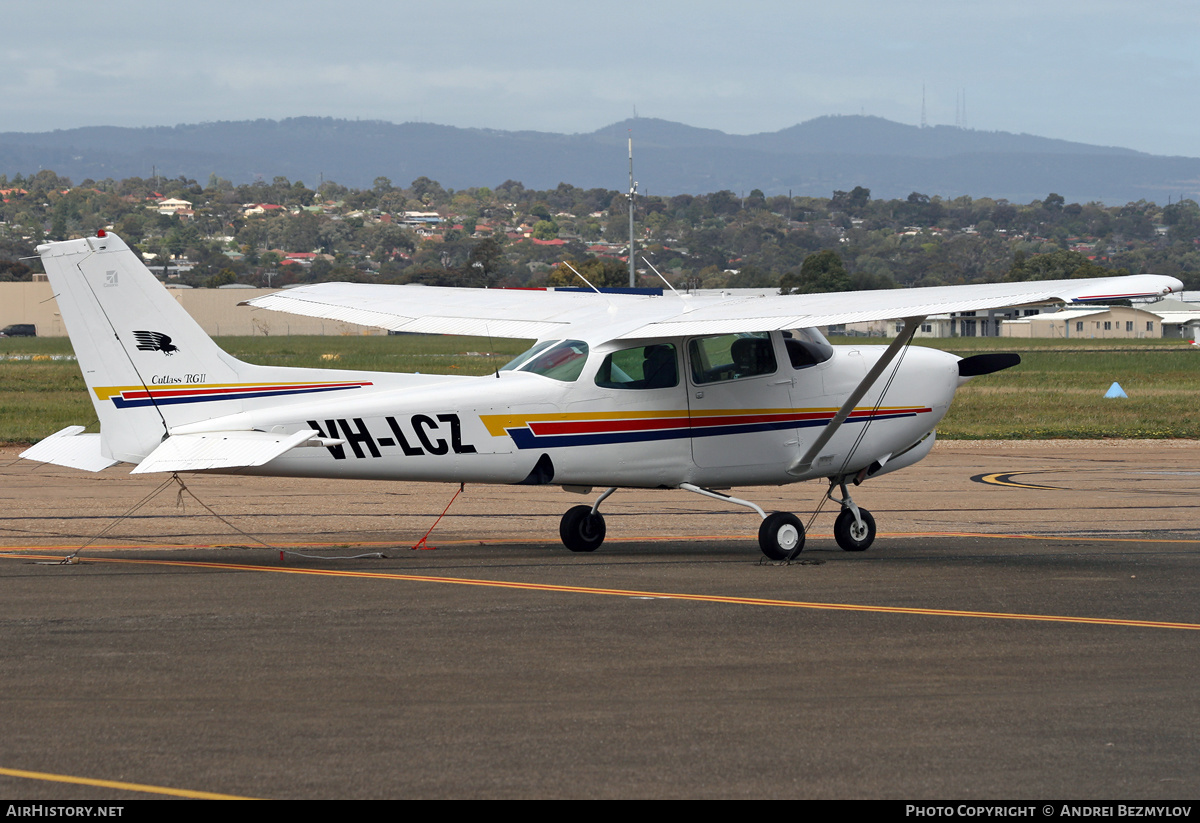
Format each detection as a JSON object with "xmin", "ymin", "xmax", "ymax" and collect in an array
[{"xmin": 595, "ymin": 344, "xmax": 678, "ymax": 389}]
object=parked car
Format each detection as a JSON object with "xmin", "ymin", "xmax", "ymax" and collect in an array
[{"xmin": 0, "ymin": 324, "xmax": 36, "ymax": 337}]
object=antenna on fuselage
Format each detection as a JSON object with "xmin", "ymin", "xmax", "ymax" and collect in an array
[
  {"xmin": 561, "ymin": 260, "xmax": 602, "ymax": 294},
  {"xmin": 485, "ymin": 323, "xmax": 499, "ymax": 378},
  {"xmin": 641, "ymin": 256, "xmax": 682, "ymax": 298}
]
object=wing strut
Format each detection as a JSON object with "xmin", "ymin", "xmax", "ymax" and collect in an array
[{"xmin": 788, "ymin": 315, "xmax": 925, "ymax": 477}]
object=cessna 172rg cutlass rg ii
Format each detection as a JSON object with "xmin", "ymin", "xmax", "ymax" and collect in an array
[{"xmin": 22, "ymin": 232, "xmax": 1183, "ymax": 559}]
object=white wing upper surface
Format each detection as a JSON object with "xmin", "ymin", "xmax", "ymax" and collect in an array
[
  {"xmin": 245, "ymin": 283, "xmax": 647, "ymax": 340},
  {"xmin": 245, "ymin": 275, "xmax": 1184, "ymax": 344}
]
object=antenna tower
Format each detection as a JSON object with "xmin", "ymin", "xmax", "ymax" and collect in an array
[{"xmin": 628, "ymin": 134, "xmax": 637, "ymax": 287}]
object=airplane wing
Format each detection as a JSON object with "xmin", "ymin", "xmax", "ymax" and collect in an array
[
  {"xmin": 243, "ymin": 283, "xmax": 656, "ymax": 340},
  {"xmin": 244, "ymin": 275, "xmax": 1183, "ymax": 343},
  {"xmin": 614, "ymin": 275, "xmax": 1184, "ymax": 338}
]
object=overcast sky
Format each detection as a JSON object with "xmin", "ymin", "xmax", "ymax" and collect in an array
[{"xmin": 6, "ymin": 1, "xmax": 1199, "ymax": 157}]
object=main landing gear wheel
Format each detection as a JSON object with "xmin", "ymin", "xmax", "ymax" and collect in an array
[
  {"xmin": 758, "ymin": 512, "xmax": 805, "ymax": 560},
  {"xmin": 560, "ymin": 505, "xmax": 606, "ymax": 552},
  {"xmin": 834, "ymin": 508, "xmax": 876, "ymax": 552}
]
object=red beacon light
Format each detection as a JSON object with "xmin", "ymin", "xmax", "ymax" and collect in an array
[{"xmin": 96, "ymin": 229, "xmax": 107, "ymax": 238}]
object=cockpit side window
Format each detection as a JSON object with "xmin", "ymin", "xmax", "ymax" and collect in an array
[
  {"xmin": 783, "ymin": 328, "xmax": 834, "ymax": 369},
  {"xmin": 688, "ymin": 332, "xmax": 777, "ymax": 384},
  {"xmin": 595, "ymin": 343, "xmax": 679, "ymax": 389}
]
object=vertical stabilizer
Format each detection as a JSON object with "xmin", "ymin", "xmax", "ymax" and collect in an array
[{"xmin": 38, "ymin": 232, "xmax": 248, "ymax": 462}]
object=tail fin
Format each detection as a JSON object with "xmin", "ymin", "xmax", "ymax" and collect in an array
[{"xmin": 37, "ymin": 232, "xmax": 364, "ymax": 464}]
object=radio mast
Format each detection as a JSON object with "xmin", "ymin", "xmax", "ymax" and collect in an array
[{"xmin": 628, "ymin": 134, "xmax": 637, "ymax": 288}]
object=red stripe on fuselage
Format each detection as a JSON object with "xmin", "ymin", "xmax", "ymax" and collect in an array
[{"xmin": 526, "ymin": 407, "xmax": 931, "ymax": 436}]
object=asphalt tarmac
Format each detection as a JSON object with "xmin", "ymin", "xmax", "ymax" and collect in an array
[{"xmin": 1, "ymin": 440, "xmax": 1198, "ymax": 799}]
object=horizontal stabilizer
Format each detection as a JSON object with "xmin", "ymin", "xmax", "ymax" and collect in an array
[
  {"xmin": 20, "ymin": 426, "xmax": 119, "ymax": 472},
  {"xmin": 131, "ymin": 429, "xmax": 320, "ymax": 474}
]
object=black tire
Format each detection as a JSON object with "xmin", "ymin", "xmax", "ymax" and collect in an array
[
  {"xmin": 758, "ymin": 511, "xmax": 804, "ymax": 560},
  {"xmin": 559, "ymin": 505, "xmax": 606, "ymax": 552},
  {"xmin": 834, "ymin": 508, "xmax": 876, "ymax": 552}
]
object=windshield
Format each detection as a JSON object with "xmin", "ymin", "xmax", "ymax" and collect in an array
[
  {"xmin": 500, "ymin": 340, "xmax": 557, "ymax": 372},
  {"xmin": 502, "ymin": 339, "xmax": 589, "ymax": 382}
]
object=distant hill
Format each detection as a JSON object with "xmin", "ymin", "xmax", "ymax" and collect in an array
[{"xmin": 3, "ymin": 115, "xmax": 1199, "ymax": 204}]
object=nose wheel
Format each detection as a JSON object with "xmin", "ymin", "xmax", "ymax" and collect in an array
[
  {"xmin": 833, "ymin": 507, "xmax": 875, "ymax": 551},
  {"xmin": 829, "ymin": 478, "xmax": 876, "ymax": 551}
]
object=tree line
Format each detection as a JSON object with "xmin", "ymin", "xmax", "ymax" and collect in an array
[{"xmin": 3, "ymin": 170, "xmax": 1199, "ymax": 292}]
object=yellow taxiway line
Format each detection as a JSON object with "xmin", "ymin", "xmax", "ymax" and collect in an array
[
  {"xmin": 0, "ymin": 765, "xmax": 254, "ymax": 799},
  {"xmin": 974, "ymin": 470, "xmax": 1067, "ymax": 490},
  {"xmin": 3, "ymin": 552, "xmax": 1198, "ymax": 632},
  {"xmin": 3, "ymin": 529, "xmax": 1200, "ymax": 555}
]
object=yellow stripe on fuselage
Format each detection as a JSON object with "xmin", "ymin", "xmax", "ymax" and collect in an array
[{"xmin": 91, "ymin": 380, "xmax": 362, "ymax": 401}]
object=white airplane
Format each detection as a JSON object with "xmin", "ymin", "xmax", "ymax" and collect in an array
[{"xmin": 23, "ymin": 231, "xmax": 1183, "ymax": 558}]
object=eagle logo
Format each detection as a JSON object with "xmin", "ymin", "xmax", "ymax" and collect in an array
[{"xmin": 133, "ymin": 330, "xmax": 180, "ymax": 356}]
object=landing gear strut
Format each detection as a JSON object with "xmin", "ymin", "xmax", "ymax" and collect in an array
[
  {"xmin": 556, "ymin": 481, "xmax": 876, "ymax": 558},
  {"xmin": 679, "ymin": 483, "xmax": 806, "ymax": 560},
  {"xmin": 828, "ymin": 478, "xmax": 876, "ymax": 552},
  {"xmin": 677, "ymin": 476, "xmax": 878, "ymax": 558}
]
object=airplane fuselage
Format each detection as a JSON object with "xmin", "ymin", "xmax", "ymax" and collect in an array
[{"xmin": 174, "ymin": 332, "xmax": 960, "ymax": 490}]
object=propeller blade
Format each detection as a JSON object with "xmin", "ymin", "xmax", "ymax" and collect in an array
[{"xmin": 958, "ymin": 352, "xmax": 1021, "ymax": 377}]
